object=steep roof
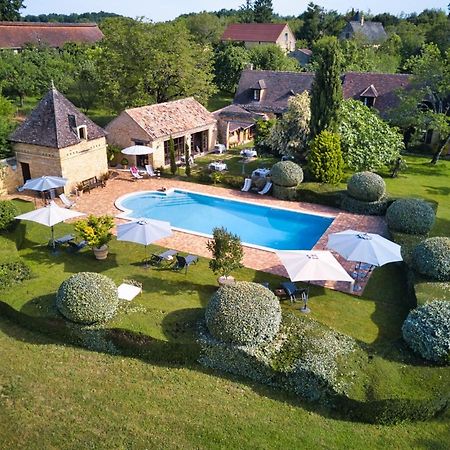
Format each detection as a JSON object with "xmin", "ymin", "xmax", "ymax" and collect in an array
[
  {"xmin": 10, "ymin": 87, "xmax": 106, "ymax": 148},
  {"xmin": 234, "ymin": 70, "xmax": 314, "ymax": 114},
  {"xmin": 341, "ymin": 20, "xmax": 387, "ymax": 42},
  {"xmin": 222, "ymin": 23, "xmax": 288, "ymax": 43},
  {"xmin": 0, "ymin": 22, "xmax": 103, "ymax": 49},
  {"xmin": 289, "ymin": 48, "xmax": 312, "ymax": 67},
  {"xmin": 342, "ymin": 72, "xmax": 411, "ymax": 115},
  {"xmin": 124, "ymin": 97, "xmax": 216, "ymax": 141},
  {"xmin": 212, "ymin": 104, "xmax": 265, "ymax": 122}
]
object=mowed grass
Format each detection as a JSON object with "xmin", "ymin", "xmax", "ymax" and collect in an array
[{"xmin": 1, "ymin": 315, "xmax": 449, "ymax": 450}]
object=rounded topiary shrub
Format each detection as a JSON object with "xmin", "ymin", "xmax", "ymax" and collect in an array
[
  {"xmin": 347, "ymin": 171, "xmax": 386, "ymax": 202},
  {"xmin": 402, "ymin": 301, "xmax": 450, "ymax": 364},
  {"xmin": 56, "ymin": 272, "xmax": 119, "ymax": 324},
  {"xmin": 205, "ymin": 281, "xmax": 281, "ymax": 347},
  {"xmin": 386, "ymin": 198, "xmax": 435, "ymax": 235},
  {"xmin": 411, "ymin": 237, "xmax": 450, "ymax": 281},
  {"xmin": 271, "ymin": 161, "xmax": 304, "ymax": 187},
  {"xmin": 341, "ymin": 195, "xmax": 389, "ymax": 215},
  {"xmin": 0, "ymin": 200, "xmax": 18, "ymax": 231}
]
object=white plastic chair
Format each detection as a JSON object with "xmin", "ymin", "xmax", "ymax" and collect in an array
[
  {"xmin": 258, "ymin": 182, "xmax": 272, "ymax": 195},
  {"xmin": 59, "ymin": 193, "xmax": 75, "ymax": 208},
  {"xmin": 241, "ymin": 178, "xmax": 252, "ymax": 192}
]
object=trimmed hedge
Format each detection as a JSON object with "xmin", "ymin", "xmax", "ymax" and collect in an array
[
  {"xmin": 0, "ymin": 200, "xmax": 18, "ymax": 231},
  {"xmin": 271, "ymin": 161, "xmax": 303, "ymax": 187},
  {"xmin": 56, "ymin": 272, "xmax": 119, "ymax": 324},
  {"xmin": 411, "ymin": 237, "xmax": 450, "ymax": 281},
  {"xmin": 347, "ymin": 172, "xmax": 386, "ymax": 202},
  {"xmin": 273, "ymin": 184, "xmax": 298, "ymax": 201},
  {"xmin": 341, "ymin": 195, "xmax": 389, "ymax": 215},
  {"xmin": 205, "ymin": 281, "xmax": 281, "ymax": 346},
  {"xmin": 386, "ymin": 198, "xmax": 435, "ymax": 235},
  {"xmin": 402, "ymin": 301, "xmax": 450, "ymax": 364}
]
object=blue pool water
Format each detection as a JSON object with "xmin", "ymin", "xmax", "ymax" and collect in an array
[{"xmin": 117, "ymin": 189, "xmax": 334, "ymax": 250}]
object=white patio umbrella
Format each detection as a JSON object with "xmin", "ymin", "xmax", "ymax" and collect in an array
[
  {"xmin": 15, "ymin": 201, "xmax": 85, "ymax": 250},
  {"xmin": 121, "ymin": 145, "xmax": 155, "ymax": 156},
  {"xmin": 327, "ymin": 230, "xmax": 402, "ymax": 267},
  {"xmin": 22, "ymin": 175, "xmax": 67, "ymax": 192},
  {"xmin": 116, "ymin": 219, "xmax": 172, "ymax": 266}
]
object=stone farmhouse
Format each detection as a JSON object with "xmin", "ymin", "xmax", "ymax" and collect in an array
[
  {"xmin": 105, "ymin": 98, "xmax": 217, "ymax": 168},
  {"xmin": 339, "ymin": 12, "xmax": 387, "ymax": 43},
  {"xmin": 0, "ymin": 22, "xmax": 103, "ymax": 50},
  {"xmin": 9, "ymin": 87, "xmax": 108, "ymax": 194},
  {"xmin": 221, "ymin": 23, "xmax": 296, "ymax": 53}
]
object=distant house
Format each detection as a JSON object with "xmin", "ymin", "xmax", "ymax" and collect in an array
[
  {"xmin": 105, "ymin": 98, "xmax": 217, "ymax": 168},
  {"xmin": 221, "ymin": 23, "xmax": 296, "ymax": 53},
  {"xmin": 0, "ymin": 22, "xmax": 103, "ymax": 50},
  {"xmin": 339, "ymin": 12, "xmax": 387, "ymax": 43},
  {"xmin": 289, "ymin": 48, "xmax": 312, "ymax": 67},
  {"xmin": 233, "ymin": 69, "xmax": 410, "ymax": 118},
  {"xmin": 10, "ymin": 86, "xmax": 108, "ymax": 193},
  {"xmin": 213, "ymin": 104, "xmax": 266, "ymax": 148}
]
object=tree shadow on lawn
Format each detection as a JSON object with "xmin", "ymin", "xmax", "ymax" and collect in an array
[{"xmin": 423, "ymin": 184, "xmax": 450, "ymax": 197}]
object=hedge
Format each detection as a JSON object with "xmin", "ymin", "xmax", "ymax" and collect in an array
[
  {"xmin": 0, "ymin": 260, "xmax": 31, "ymax": 290},
  {"xmin": 411, "ymin": 237, "xmax": 450, "ymax": 281},
  {"xmin": 386, "ymin": 198, "xmax": 436, "ymax": 235},
  {"xmin": 271, "ymin": 161, "xmax": 304, "ymax": 187},
  {"xmin": 341, "ymin": 195, "xmax": 389, "ymax": 215},
  {"xmin": 0, "ymin": 200, "xmax": 19, "ymax": 231},
  {"xmin": 296, "ymin": 183, "xmax": 344, "ymax": 207},
  {"xmin": 347, "ymin": 172, "xmax": 386, "ymax": 202}
]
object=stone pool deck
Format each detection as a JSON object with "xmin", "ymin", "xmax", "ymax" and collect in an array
[{"xmin": 13, "ymin": 172, "xmax": 387, "ymax": 295}]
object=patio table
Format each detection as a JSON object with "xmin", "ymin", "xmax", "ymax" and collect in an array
[
  {"xmin": 240, "ymin": 149, "xmax": 257, "ymax": 158},
  {"xmin": 54, "ymin": 234, "xmax": 75, "ymax": 245},
  {"xmin": 252, "ymin": 168, "xmax": 271, "ymax": 177},
  {"xmin": 209, "ymin": 162, "xmax": 228, "ymax": 172}
]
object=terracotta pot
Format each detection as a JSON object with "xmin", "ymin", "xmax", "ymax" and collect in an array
[
  {"xmin": 93, "ymin": 245, "xmax": 109, "ymax": 260},
  {"xmin": 218, "ymin": 275, "xmax": 236, "ymax": 287}
]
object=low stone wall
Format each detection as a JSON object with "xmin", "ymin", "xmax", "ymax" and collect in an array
[{"xmin": 0, "ymin": 157, "xmax": 22, "ymax": 196}]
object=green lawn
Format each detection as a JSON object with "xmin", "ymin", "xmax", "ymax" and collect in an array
[{"xmin": 206, "ymin": 90, "xmax": 234, "ymax": 112}]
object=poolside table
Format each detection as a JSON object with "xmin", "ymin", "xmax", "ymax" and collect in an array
[
  {"xmin": 208, "ymin": 162, "xmax": 228, "ymax": 172},
  {"xmin": 240, "ymin": 149, "xmax": 257, "ymax": 158},
  {"xmin": 252, "ymin": 168, "xmax": 271, "ymax": 178}
]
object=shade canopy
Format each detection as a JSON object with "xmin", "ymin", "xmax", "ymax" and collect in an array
[
  {"xmin": 22, "ymin": 175, "xmax": 67, "ymax": 192},
  {"xmin": 121, "ymin": 145, "xmax": 155, "ymax": 156},
  {"xmin": 276, "ymin": 250, "xmax": 354, "ymax": 283},
  {"xmin": 15, "ymin": 201, "xmax": 85, "ymax": 249},
  {"xmin": 327, "ymin": 230, "xmax": 402, "ymax": 267},
  {"xmin": 117, "ymin": 219, "xmax": 172, "ymax": 246}
]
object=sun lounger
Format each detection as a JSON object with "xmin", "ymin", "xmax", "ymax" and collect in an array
[
  {"xmin": 67, "ymin": 240, "xmax": 88, "ymax": 253},
  {"xmin": 258, "ymin": 181, "xmax": 272, "ymax": 195},
  {"xmin": 145, "ymin": 164, "xmax": 157, "ymax": 177},
  {"xmin": 130, "ymin": 166, "xmax": 143, "ymax": 180},
  {"xmin": 173, "ymin": 254, "xmax": 198, "ymax": 273},
  {"xmin": 118, "ymin": 282, "xmax": 142, "ymax": 301},
  {"xmin": 149, "ymin": 249, "xmax": 178, "ymax": 266},
  {"xmin": 59, "ymin": 193, "xmax": 76, "ymax": 208},
  {"xmin": 241, "ymin": 178, "xmax": 252, "ymax": 192}
]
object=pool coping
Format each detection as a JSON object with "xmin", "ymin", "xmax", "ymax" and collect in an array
[{"xmin": 114, "ymin": 187, "xmax": 337, "ymax": 253}]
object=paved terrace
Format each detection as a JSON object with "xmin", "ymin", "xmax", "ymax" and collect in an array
[{"xmin": 14, "ymin": 172, "xmax": 387, "ymax": 295}]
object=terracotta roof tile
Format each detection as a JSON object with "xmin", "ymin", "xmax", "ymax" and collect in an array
[
  {"xmin": 125, "ymin": 98, "xmax": 216, "ymax": 141},
  {"xmin": 0, "ymin": 21, "xmax": 103, "ymax": 49},
  {"xmin": 222, "ymin": 23, "xmax": 288, "ymax": 43}
]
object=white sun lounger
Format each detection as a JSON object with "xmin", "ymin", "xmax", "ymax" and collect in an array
[
  {"xmin": 241, "ymin": 178, "xmax": 252, "ymax": 192},
  {"xmin": 59, "ymin": 193, "xmax": 76, "ymax": 208},
  {"xmin": 118, "ymin": 283, "xmax": 142, "ymax": 301},
  {"xmin": 258, "ymin": 181, "xmax": 272, "ymax": 195},
  {"xmin": 130, "ymin": 167, "xmax": 143, "ymax": 180},
  {"xmin": 145, "ymin": 164, "xmax": 156, "ymax": 177}
]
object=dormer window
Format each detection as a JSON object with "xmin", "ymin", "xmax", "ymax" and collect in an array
[
  {"xmin": 361, "ymin": 96, "xmax": 375, "ymax": 107},
  {"xmin": 77, "ymin": 125, "xmax": 87, "ymax": 140},
  {"xmin": 359, "ymin": 84, "xmax": 378, "ymax": 108},
  {"xmin": 252, "ymin": 79, "xmax": 266, "ymax": 102},
  {"xmin": 253, "ymin": 89, "xmax": 261, "ymax": 101}
]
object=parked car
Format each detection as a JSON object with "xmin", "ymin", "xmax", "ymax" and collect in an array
[{"xmin": 213, "ymin": 144, "xmax": 227, "ymax": 154}]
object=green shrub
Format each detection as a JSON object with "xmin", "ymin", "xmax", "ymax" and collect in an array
[
  {"xmin": 411, "ymin": 237, "xmax": 450, "ymax": 281},
  {"xmin": 402, "ymin": 301, "xmax": 450, "ymax": 364},
  {"xmin": 271, "ymin": 161, "xmax": 304, "ymax": 187},
  {"xmin": 296, "ymin": 183, "xmax": 344, "ymax": 207},
  {"xmin": 205, "ymin": 281, "xmax": 282, "ymax": 346},
  {"xmin": 220, "ymin": 174, "xmax": 243, "ymax": 189},
  {"xmin": 0, "ymin": 200, "xmax": 18, "ymax": 231},
  {"xmin": 308, "ymin": 131, "xmax": 344, "ymax": 184},
  {"xmin": 347, "ymin": 172, "xmax": 386, "ymax": 202},
  {"xmin": 341, "ymin": 195, "xmax": 389, "ymax": 215},
  {"xmin": 386, "ymin": 198, "xmax": 436, "ymax": 235},
  {"xmin": 273, "ymin": 184, "xmax": 298, "ymax": 201},
  {"xmin": 0, "ymin": 260, "xmax": 31, "ymax": 290},
  {"xmin": 56, "ymin": 272, "xmax": 119, "ymax": 324}
]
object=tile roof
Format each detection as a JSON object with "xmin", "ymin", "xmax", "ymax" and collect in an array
[
  {"xmin": 124, "ymin": 97, "xmax": 216, "ymax": 141},
  {"xmin": 10, "ymin": 87, "xmax": 106, "ymax": 148},
  {"xmin": 289, "ymin": 49, "xmax": 312, "ymax": 67},
  {"xmin": 222, "ymin": 23, "xmax": 288, "ymax": 43},
  {"xmin": 234, "ymin": 70, "xmax": 314, "ymax": 114},
  {"xmin": 0, "ymin": 22, "xmax": 103, "ymax": 49}
]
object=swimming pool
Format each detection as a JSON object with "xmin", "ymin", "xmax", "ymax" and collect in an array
[{"xmin": 116, "ymin": 189, "xmax": 334, "ymax": 251}]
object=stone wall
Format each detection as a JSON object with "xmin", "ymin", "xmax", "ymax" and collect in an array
[{"xmin": 0, "ymin": 157, "xmax": 22, "ymax": 195}]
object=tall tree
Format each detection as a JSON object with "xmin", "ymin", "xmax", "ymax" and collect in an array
[
  {"xmin": 297, "ymin": 3, "xmax": 323, "ymax": 44},
  {"xmin": 309, "ymin": 36, "xmax": 343, "ymax": 139},
  {"xmin": 253, "ymin": 0, "xmax": 273, "ymax": 23},
  {"xmin": 239, "ymin": 0, "xmax": 254, "ymax": 23},
  {"xmin": 0, "ymin": 0, "xmax": 25, "ymax": 21},
  {"xmin": 169, "ymin": 136, "xmax": 177, "ymax": 175},
  {"xmin": 183, "ymin": 12, "xmax": 225, "ymax": 46},
  {"xmin": 249, "ymin": 44, "xmax": 299, "ymax": 71},
  {"xmin": 214, "ymin": 43, "xmax": 250, "ymax": 93},
  {"xmin": 0, "ymin": 94, "xmax": 15, "ymax": 159}
]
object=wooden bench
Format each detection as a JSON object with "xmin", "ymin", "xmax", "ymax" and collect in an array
[{"xmin": 79, "ymin": 176, "xmax": 105, "ymax": 193}]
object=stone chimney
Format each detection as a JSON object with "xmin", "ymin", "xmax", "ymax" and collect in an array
[{"xmin": 360, "ymin": 14, "xmax": 364, "ymax": 26}]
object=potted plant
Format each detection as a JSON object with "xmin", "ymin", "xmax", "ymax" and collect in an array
[
  {"xmin": 107, "ymin": 144, "xmax": 121, "ymax": 167},
  {"xmin": 207, "ymin": 227, "xmax": 243, "ymax": 285},
  {"xmin": 74, "ymin": 215, "xmax": 114, "ymax": 260},
  {"xmin": 121, "ymin": 158, "xmax": 129, "ymax": 170}
]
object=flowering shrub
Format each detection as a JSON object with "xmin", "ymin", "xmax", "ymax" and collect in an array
[
  {"xmin": 271, "ymin": 161, "xmax": 304, "ymax": 187},
  {"xmin": 0, "ymin": 200, "xmax": 18, "ymax": 231},
  {"xmin": 386, "ymin": 199, "xmax": 435, "ymax": 235},
  {"xmin": 56, "ymin": 272, "xmax": 119, "ymax": 324},
  {"xmin": 74, "ymin": 215, "xmax": 114, "ymax": 248},
  {"xmin": 402, "ymin": 301, "xmax": 450, "ymax": 364},
  {"xmin": 347, "ymin": 172, "xmax": 386, "ymax": 202},
  {"xmin": 205, "ymin": 281, "xmax": 281, "ymax": 346},
  {"xmin": 412, "ymin": 237, "xmax": 450, "ymax": 281}
]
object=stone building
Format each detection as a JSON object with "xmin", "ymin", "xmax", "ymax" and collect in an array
[
  {"xmin": 339, "ymin": 12, "xmax": 387, "ymax": 44},
  {"xmin": 105, "ymin": 97, "xmax": 217, "ymax": 168},
  {"xmin": 10, "ymin": 87, "xmax": 108, "ymax": 194}
]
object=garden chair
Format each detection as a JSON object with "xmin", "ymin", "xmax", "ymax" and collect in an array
[
  {"xmin": 281, "ymin": 282, "xmax": 308, "ymax": 304},
  {"xmin": 130, "ymin": 166, "xmax": 143, "ymax": 180},
  {"xmin": 67, "ymin": 240, "xmax": 88, "ymax": 253},
  {"xmin": 145, "ymin": 164, "xmax": 157, "ymax": 177},
  {"xmin": 258, "ymin": 181, "xmax": 272, "ymax": 195},
  {"xmin": 59, "ymin": 193, "xmax": 76, "ymax": 208},
  {"xmin": 149, "ymin": 249, "xmax": 178, "ymax": 266},
  {"xmin": 241, "ymin": 178, "xmax": 252, "ymax": 192},
  {"xmin": 173, "ymin": 254, "xmax": 198, "ymax": 274}
]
